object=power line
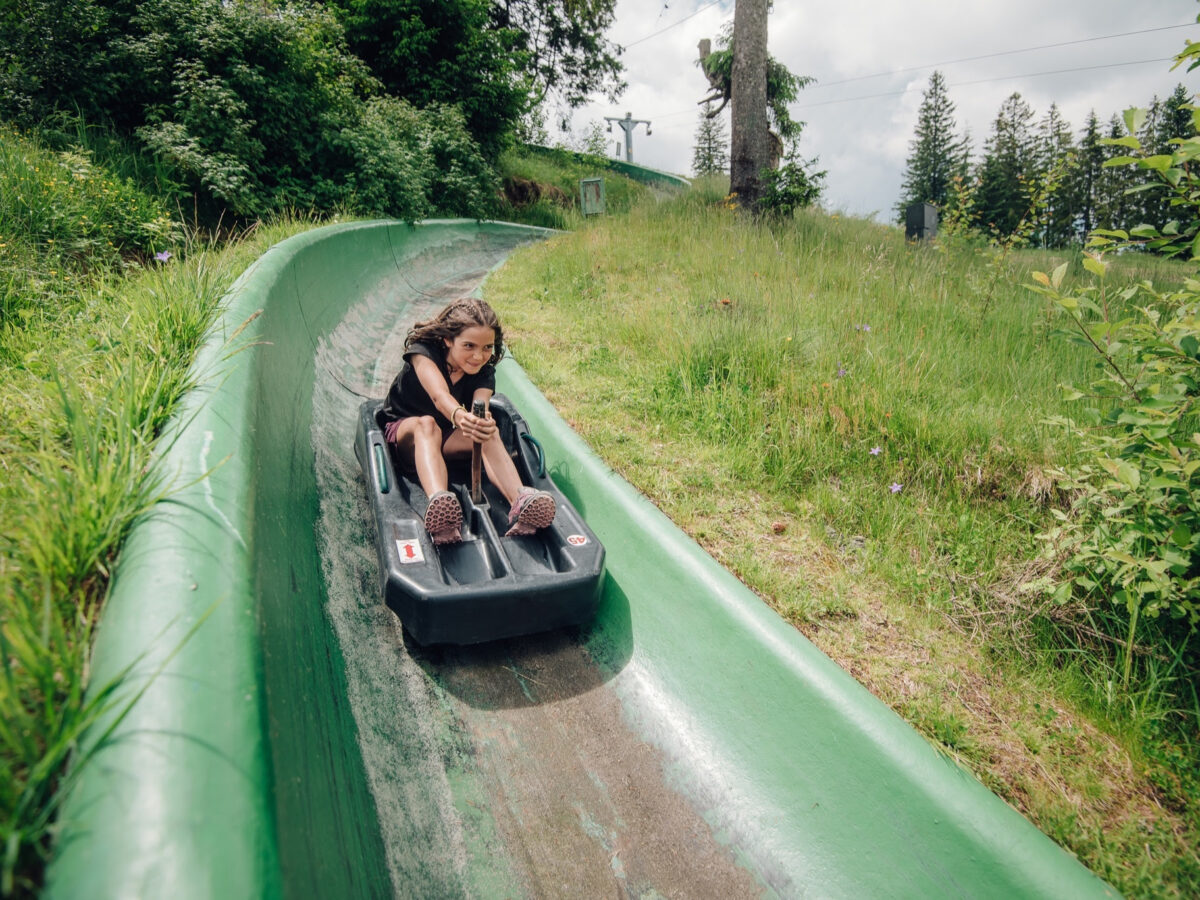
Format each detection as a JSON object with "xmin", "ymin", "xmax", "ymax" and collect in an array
[
  {"xmin": 619, "ymin": 0, "xmax": 726, "ymax": 50},
  {"xmin": 649, "ymin": 53, "xmax": 1180, "ymax": 122},
  {"xmin": 812, "ymin": 21, "xmax": 1196, "ymax": 88},
  {"xmin": 793, "ymin": 56, "xmax": 1176, "ymax": 110}
]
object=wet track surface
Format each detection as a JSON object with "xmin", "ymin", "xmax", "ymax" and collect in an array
[{"xmin": 306, "ymin": 231, "xmax": 764, "ymax": 897}]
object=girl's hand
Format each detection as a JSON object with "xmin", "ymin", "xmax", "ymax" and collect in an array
[{"xmin": 458, "ymin": 409, "xmax": 496, "ymax": 443}]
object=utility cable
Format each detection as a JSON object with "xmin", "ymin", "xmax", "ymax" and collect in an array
[
  {"xmin": 813, "ymin": 21, "xmax": 1195, "ymax": 88},
  {"xmin": 793, "ymin": 56, "xmax": 1177, "ymax": 110},
  {"xmin": 619, "ymin": 0, "xmax": 726, "ymax": 49}
]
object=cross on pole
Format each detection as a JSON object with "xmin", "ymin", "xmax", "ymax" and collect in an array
[{"xmin": 604, "ymin": 112, "xmax": 651, "ymax": 163}]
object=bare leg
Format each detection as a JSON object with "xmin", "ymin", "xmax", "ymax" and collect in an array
[
  {"xmin": 444, "ymin": 429, "xmax": 524, "ymax": 503},
  {"xmin": 390, "ymin": 416, "xmax": 449, "ymax": 496}
]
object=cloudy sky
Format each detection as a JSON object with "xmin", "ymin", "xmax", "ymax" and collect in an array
[{"xmin": 567, "ymin": 0, "xmax": 1200, "ymax": 220}]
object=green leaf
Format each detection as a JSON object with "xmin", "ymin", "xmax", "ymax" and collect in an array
[
  {"xmin": 1103, "ymin": 155, "xmax": 1139, "ymax": 167},
  {"xmin": 1081, "ymin": 255, "xmax": 1107, "ymax": 277},
  {"xmin": 1051, "ymin": 261, "xmax": 1069, "ymax": 288},
  {"xmin": 1172, "ymin": 524, "xmax": 1192, "ymax": 548},
  {"xmin": 1141, "ymin": 155, "xmax": 1175, "ymax": 172},
  {"xmin": 1117, "ymin": 460, "xmax": 1141, "ymax": 488},
  {"xmin": 1130, "ymin": 223, "xmax": 1159, "ymax": 238},
  {"xmin": 1123, "ymin": 107, "xmax": 1148, "ymax": 137}
]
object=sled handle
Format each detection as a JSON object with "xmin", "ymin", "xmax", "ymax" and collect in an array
[
  {"xmin": 372, "ymin": 442, "xmax": 390, "ymax": 494},
  {"xmin": 470, "ymin": 400, "xmax": 487, "ymax": 503}
]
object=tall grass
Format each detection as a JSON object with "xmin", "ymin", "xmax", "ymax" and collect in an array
[
  {"xmin": 487, "ymin": 184, "xmax": 1199, "ymax": 896},
  {"xmin": 0, "ymin": 246, "xmax": 235, "ymax": 895},
  {"xmin": 0, "ymin": 118, "xmax": 317, "ymax": 893}
]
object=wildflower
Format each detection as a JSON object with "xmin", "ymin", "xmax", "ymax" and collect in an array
[
  {"xmin": 785, "ymin": 336, "xmax": 792, "ymax": 342},
  {"xmin": 836, "ymin": 364, "xmax": 847, "ymax": 378},
  {"xmin": 862, "ymin": 324, "xmax": 871, "ymax": 332},
  {"xmin": 155, "ymin": 250, "xmax": 172, "ymax": 263},
  {"xmin": 890, "ymin": 482, "xmax": 903, "ymax": 493},
  {"xmin": 870, "ymin": 446, "xmax": 881, "ymax": 456}
]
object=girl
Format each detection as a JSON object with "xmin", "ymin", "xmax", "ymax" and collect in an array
[{"xmin": 381, "ymin": 298, "xmax": 555, "ymax": 545}]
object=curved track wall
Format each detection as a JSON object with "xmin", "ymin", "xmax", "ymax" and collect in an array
[{"xmin": 47, "ymin": 220, "xmax": 1115, "ymax": 899}]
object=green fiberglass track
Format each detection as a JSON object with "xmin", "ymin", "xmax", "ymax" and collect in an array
[{"xmin": 46, "ymin": 220, "xmax": 1117, "ymax": 899}]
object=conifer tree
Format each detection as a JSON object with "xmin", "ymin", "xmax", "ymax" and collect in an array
[
  {"xmin": 895, "ymin": 70, "xmax": 968, "ymax": 220},
  {"xmin": 692, "ymin": 101, "xmax": 729, "ymax": 176},
  {"xmin": 1073, "ymin": 110, "xmax": 1106, "ymax": 238},
  {"xmin": 973, "ymin": 92, "xmax": 1037, "ymax": 236},
  {"xmin": 1033, "ymin": 103, "xmax": 1077, "ymax": 247},
  {"xmin": 1143, "ymin": 84, "xmax": 1197, "ymax": 230},
  {"xmin": 1098, "ymin": 112, "xmax": 1138, "ymax": 233}
]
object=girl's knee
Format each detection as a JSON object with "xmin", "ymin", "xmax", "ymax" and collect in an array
[{"xmin": 414, "ymin": 415, "xmax": 440, "ymax": 439}]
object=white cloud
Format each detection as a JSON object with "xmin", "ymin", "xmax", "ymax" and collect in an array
[{"xmin": 565, "ymin": 0, "xmax": 1200, "ymax": 220}]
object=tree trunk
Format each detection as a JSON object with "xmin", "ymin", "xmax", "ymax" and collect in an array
[{"xmin": 729, "ymin": 0, "xmax": 770, "ymax": 211}]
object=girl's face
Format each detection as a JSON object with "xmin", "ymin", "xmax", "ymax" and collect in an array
[{"xmin": 444, "ymin": 325, "xmax": 496, "ymax": 375}]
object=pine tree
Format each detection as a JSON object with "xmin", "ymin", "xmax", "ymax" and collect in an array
[
  {"xmin": 973, "ymin": 92, "xmax": 1037, "ymax": 237},
  {"xmin": 1143, "ymin": 84, "xmax": 1197, "ymax": 230},
  {"xmin": 895, "ymin": 70, "xmax": 968, "ymax": 220},
  {"xmin": 692, "ymin": 102, "xmax": 729, "ymax": 176},
  {"xmin": 1033, "ymin": 103, "xmax": 1077, "ymax": 247},
  {"xmin": 1073, "ymin": 110, "xmax": 1106, "ymax": 238},
  {"xmin": 1097, "ymin": 112, "xmax": 1138, "ymax": 233},
  {"xmin": 1158, "ymin": 83, "xmax": 1196, "ymax": 149}
]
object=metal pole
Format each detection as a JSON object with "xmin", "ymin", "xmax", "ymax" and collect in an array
[{"xmin": 603, "ymin": 112, "xmax": 651, "ymax": 163}]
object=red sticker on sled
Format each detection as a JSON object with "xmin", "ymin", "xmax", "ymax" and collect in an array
[
  {"xmin": 566, "ymin": 534, "xmax": 588, "ymax": 546},
  {"xmin": 397, "ymin": 539, "xmax": 425, "ymax": 564}
]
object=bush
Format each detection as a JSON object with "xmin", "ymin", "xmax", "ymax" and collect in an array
[
  {"xmin": 0, "ymin": 125, "xmax": 179, "ymax": 260},
  {"xmin": 2, "ymin": 0, "xmax": 499, "ymax": 223},
  {"xmin": 1029, "ymin": 105, "xmax": 1200, "ymax": 700}
]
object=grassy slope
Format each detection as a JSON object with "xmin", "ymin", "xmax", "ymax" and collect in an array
[
  {"xmin": 0, "ymin": 129, "xmax": 321, "ymax": 890},
  {"xmin": 484, "ymin": 183, "xmax": 1199, "ymax": 899}
]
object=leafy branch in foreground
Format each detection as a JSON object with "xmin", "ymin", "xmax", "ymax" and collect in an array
[{"xmin": 1028, "ymin": 103, "xmax": 1200, "ymax": 694}]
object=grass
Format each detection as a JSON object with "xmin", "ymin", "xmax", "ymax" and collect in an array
[
  {"xmin": 0, "ymin": 121, "xmax": 326, "ymax": 895},
  {"xmin": 494, "ymin": 145, "xmax": 655, "ymax": 229},
  {"xmin": 485, "ymin": 181, "xmax": 1199, "ymax": 898}
]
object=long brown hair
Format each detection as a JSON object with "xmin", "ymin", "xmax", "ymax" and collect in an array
[{"xmin": 404, "ymin": 298, "xmax": 505, "ymax": 365}]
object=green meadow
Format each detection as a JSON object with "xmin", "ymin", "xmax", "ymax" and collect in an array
[{"xmin": 486, "ymin": 176, "xmax": 1199, "ymax": 898}]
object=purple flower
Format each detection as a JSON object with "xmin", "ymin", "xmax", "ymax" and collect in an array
[
  {"xmin": 836, "ymin": 364, "xmax": 847, "ymax": 378},
  {"xmin": 862, "ymin": 324, "xmax": 871, "ymax": 332},
  {"xmin": 154, "ymin": 250, "xmax": 172, "ymax": 263},
  {"xmin": 890, "ymin": 482, "xmax": 903, "ymax": 493},
  {"xmin": 870, "ymin": 446, "xmax": 881, "ymax": 456}
]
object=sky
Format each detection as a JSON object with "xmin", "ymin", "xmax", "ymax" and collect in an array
[{"xmin": 565, "ymin": 0, "xmax": 1200, "ymax": 220}]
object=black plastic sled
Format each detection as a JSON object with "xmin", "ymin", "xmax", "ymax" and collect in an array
[{"xmin": 353, "ymin": 394, "xmax": 605, "ymax": 646}]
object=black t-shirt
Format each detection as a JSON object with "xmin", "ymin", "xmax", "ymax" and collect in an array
[{"xmin": 381, "ymin": 340, "xmax": 496, "ymax": 429}]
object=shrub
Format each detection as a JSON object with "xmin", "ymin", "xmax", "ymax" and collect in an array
[
  {"xmin": 0, "ymin": 125, "xmax": 179, "ymax": 261},
  {"xmin": 1030, "ymin": 105, "xmax": 1200, "ymax": 696}
]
